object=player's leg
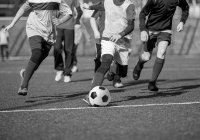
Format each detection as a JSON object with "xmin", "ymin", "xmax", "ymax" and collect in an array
[
  {"xmin": 71, "ymin": 43, "xmax": 79, "ymax": 73},
  {"xmin": 54, "ymin": 28, "xmax": 64, "ymax": 82},
  {"xmin": 112, "ymin": 45, "xmax": 129, "ymax": 88},
  {"xmin": 91, "ymin": 40, "xmax": 115, "ymax": 88},
  {"xmin": 94, "ymin": 38, "xmax": 102, "ymax": 72},
  {"xmin": 107, "ymin": 61, "xmax": 117, "ymax": 81},
  {"xmin": 113, "ymin": 62, "xmax": 128, "ymax": 88},
  {"xmin": 133, "ymin": 37, "xmax": 156, "ymax": 80},
  {"xmin": 63, "ymin": 29, "xmax": 74, "ymax": 82},
  {"xmin": 72, "ymin": 24, "xmax": 83, "ymax": 73},
  {"xmin": 18, "ymin": 36, "xmax": 51, "ymax": 95},
  {"xmin": 0, "ymin": 45, "xmax": 4, "ymax": 61},
  {"xmin": 148, "ymin": 33, "xmax": 170, "ymax": 91},
  {"xmin": 5, "ymin": 45, "xmax": 9, "ymax": 60}
]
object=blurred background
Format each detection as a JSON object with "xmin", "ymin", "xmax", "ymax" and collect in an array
[{"xmin": 0, "ymin": 0, "xmax": 199, "ymax": 57}]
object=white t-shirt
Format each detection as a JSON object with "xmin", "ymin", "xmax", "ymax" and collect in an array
[{"xmin": 0, "ymin": 29, "xmax": 9, "ymax": 45}]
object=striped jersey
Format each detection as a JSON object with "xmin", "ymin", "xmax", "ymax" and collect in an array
[
  {"xmin": 103, "ymin": 0, "xmax": 135, "ymax": 39},
  {"xmin": 25, "ymin": 0, "xmax": 72, "ymax": 43}
]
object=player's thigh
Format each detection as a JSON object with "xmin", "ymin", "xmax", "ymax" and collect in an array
[
  {"xmin": 29, "ymin": 36, "xmax": 44, "ymax": 50},
  {"xmin": 101, "ymin": 40, "xmax": 115, "ymax": 57},
  {"xmin": 157, "ymin": 41, "xmax": 169, "ymax": 58},
  {"xmin": 114, "ymin": 45, "xmax": 129, "ymax": 65}
]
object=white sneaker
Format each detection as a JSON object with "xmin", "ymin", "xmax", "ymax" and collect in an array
[
  {"xmin": 64, "ymin": 75, "xmax": 71, "ymax": 83},
  {"xmin": 55, "ymin": 71, "xmax": 63, "ymax": 82},
  {"xmin": 71, "ymin": 65, "xmax": 78, "ymax": 73},
  {"xmin": 113, "ymin": 82, "xmax": 124, "ymax": 88}
]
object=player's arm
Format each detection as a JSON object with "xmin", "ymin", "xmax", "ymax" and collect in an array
[
  {"xmin": 52, "ymin": 0, "xmax": 73, "ymax": 26},
  {"xmin": 82, "ymin": 1, "xmax": 105, "ymax": 11},
  {"xmin": 176, "ymin": 0, "xmax": 190, "ymax": 32},
  {"xmin": 89, "ymin": 2, "xmax": 104, "ymax": 11},
  {"xmin": 4, "ymin": 1, "xmax": 31, "ymax": 31},
  {"xmin": 139, "ymin": 0, "xmax": 154, "ymax": 32},
  {"xmin": 139, "ymin": 0, "xmax": 155, "ymax": 42},
  {"xmin": 110, "ymin": 4, "xmax": 136, "ymax": 42},
  {"xmin": 75, "ymin": 6, "xmax": 83, "ymax": 25},
  {"xmin": 119, "ymin": 4, "xmax": 136, "ymax": 37},
  {"xmin": 90, "ymin": 10, "xmax": 101, "ymax": 40}
]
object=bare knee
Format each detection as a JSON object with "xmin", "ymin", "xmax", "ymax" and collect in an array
[{"xmin": 141, "ymin": 52, "xmax": 152, "ymax": 61}]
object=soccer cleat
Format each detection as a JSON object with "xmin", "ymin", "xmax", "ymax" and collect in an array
[
  {"xmin": 113, "ymin": 81, "xmax": 124, "ymax": 88},
  {"xmin": 82, "ymin": 95, "xmax": 91, "ymax": 105},
  {"xmin": 107, "ymin": 72, "xmax": 115, "ymax": 81},
  {"xmin": 148, "ymin": 81, "xmax": 159, "ymax": 91},
  {"xmin": 18, "ymin": 87, "xmax": 28, "ymax": 96},
  {"xmin": 55, "ymin": 71, "xmax": 63, "ymax": 82},
  {"xmin": 64, "ymin": 75, "xmax": 71, "ymax": 83},
  {"xmin": 71, "ymin": 65, "xmax": 78, "ymax": 73},
  {"xmin": 133, "ymin": 64, "xmax": 143, "ymax": 80}
]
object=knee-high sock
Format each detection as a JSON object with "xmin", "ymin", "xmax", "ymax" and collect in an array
[
  {"xmin": 92, "ymin": 54, "xmax": 113, "ymax": 88},
  {"xmin": 21, "ymin": 60, "xmax": 38, "ymax": 88},
  {"xmin": 94, "ymin": 43, "xmax": 102, "ymax": 72},
  {"xmin": 136, "ymin": 56, "xmax": 146, "ymax": 70},
  {"xmin": 150, "ymin": 57, "xmax": 165, "ymax": 82},
  {"xmin": 21, "ymin": 48, "xmax": 49, "ymax": 89},
  {"xmin": 95, "ymin": 43, "xmax": 101, "ymax": 60}
]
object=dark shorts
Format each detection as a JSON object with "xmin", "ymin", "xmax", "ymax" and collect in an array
[
  {"xmin": 143, "ymin": 32, "xmax": 172, "ymax": 52},
  {"xmin": 29, "ymin": 36, "xmax": 52, "ymax": 51}
]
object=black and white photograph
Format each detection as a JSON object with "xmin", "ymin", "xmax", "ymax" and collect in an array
[{"xmin": 0, "ymin": 0, "xmax": 200, "ymax": 140}]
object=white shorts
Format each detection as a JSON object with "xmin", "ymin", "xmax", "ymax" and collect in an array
[{"xmin": 101, "ymin": 39, "xmax": 130, "ymax": 65}]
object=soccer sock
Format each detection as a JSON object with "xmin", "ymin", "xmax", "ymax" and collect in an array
[
  {"xmin": 109, "ymin": 61, "xmax": 117, "ymax": 74},
  {"xmin": 21, "ymin": 60, "xmax": 38, "ymax": 89},
  {"xmin": 94, "ymin": 59, "xmax": 101, "ymax": 72},
  {"xmin": 113, "ymin": 74, "xmax": 121, "ymax": 83},
  {"xmin": 21, "ymin": 48, "xmax": 48, "ymax": 89},
  {"xmin": 137, "ymin": 56, "xmax": 146, "ymax": 70},
  {"xmin": 96, "ymin": 43, "xmax": 101, "ymax": 60},
  {"xmin": 92, "ymin": 54, "xmax": 113, "ymax": 88},
  {"xmin": 94, "ymin": 43, "xmax": 102, "ymax": 72},
  {"xmin": 150, "ymin": 57, "xmax": 165, "ymax": 82}
]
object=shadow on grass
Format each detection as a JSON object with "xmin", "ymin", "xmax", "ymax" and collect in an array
[
  {"xmin": 1, "ymin": 78, "xmax": 200, "ymax": 111},
  {"xmin": 111, "ymin": 83, "xmax": 200, "ymax": 104}
]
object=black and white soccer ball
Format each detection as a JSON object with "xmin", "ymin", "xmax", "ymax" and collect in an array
[{"xmin": 89, "ymin": 86, "xmax": 111, "ymax": 107}]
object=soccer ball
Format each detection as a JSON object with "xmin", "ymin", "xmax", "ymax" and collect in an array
[{"xmin": 89, "ymin": 86, "xmax": 111, "ymax": 107}]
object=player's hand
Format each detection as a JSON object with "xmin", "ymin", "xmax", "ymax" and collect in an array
[
  {"xmin": 4, "ymin": 24, "xmax": 14, "ymax": 32},
  {"xmin": 141, "ymin": 31, "xmax": 148, "ymax": 42},
  {"xmin": 82, "ymin": 3, "xmax": 90, "ymax": 9},
  {"xmin": 52, "ymin": 18, "xmax": 60, "ymax": 26},
  {"xmin": 110, "ymin": 34, "xmax": 122, "ymax": 43},
  {"xmin": 177, "ymin": 22, "xmax": 184, "ymax": 32}
]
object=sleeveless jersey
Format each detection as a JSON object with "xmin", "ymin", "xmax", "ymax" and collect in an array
[{"xmin": 102, "ymin": 0, "xmax": 133, "ymax": 39}]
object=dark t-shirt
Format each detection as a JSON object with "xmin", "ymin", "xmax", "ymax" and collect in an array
[{"xmin": 139, "ymin": 0, "xmax": 189, "ymax": 32}]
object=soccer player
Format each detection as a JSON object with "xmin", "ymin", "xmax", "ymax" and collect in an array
[
  {"xmin": 83, "ymin": 1, "xmax": 131, "ymax": 88},
  {"xmin": 4, "ymin": 0, "xmax": 72, "ymax": 96},
  {"xmin": 90, "ymin": 0, "xmax": 136, "ymax": 89},
  {"xmin": 0, "ymin": 25, "xmax": 9, "ymax": 61},
  {"xmin": 54, "ymin": 0, "xmax": 83, "ymax": 82},
  {"xmin": 132, "ymin": 0, "xmax": 189, "ymax": 91},
  {"xmin": 88, "ymin": 1, "xmax": 104, "ymax": 73}
]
